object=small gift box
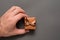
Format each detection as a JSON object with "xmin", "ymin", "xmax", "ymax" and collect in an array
[{"xmin": 24, "ymin": 17, "xmax": 36, "ymax": 30}]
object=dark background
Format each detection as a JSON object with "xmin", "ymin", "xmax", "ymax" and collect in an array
[{"xmin": 0, "ymin": 0, "xmax": 60, "ymax": 40}]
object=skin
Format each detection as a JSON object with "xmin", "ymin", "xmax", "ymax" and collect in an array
[{"xmin": 0, "ymin": 6, "xmax": 29, "ymax": 37}]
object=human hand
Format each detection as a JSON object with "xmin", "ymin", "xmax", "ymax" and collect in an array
[{"xmin": 0, "ymin": 6, "xmax": 28, "ymax": 37}]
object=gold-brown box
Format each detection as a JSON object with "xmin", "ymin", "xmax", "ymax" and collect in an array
[{"xmin": 24, "ymin": 17, "xmax": 36, "ymax": 30}]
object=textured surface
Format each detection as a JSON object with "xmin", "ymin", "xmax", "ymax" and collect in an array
[{"xmin": 0, "ymin": 0, "xmax": 60, "ymax": 40}]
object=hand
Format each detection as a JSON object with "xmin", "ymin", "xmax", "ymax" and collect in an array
[{"xmin": 0, "ymin": 6, "xmax": 28, "ymax": 37}]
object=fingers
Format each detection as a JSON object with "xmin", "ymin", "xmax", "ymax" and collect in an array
[
  {"xmin": 13, "ymin": 6, "xmax": 25, "ymax": 13},
  {"xmin": 11, "ymin": 6, "xmax": 25, "ymax": 16},
  {"xmin": 14, "ymin": 13, "xmax": 28, "ymax": 22},
  {"xmin": 8, "ymin": 6, "xmax": 25, "ymax": 16},
  {"xmin": 7, "ymin": 6, "xmax": 16, "ymax": 12},
  {"xmin": 5, "ymin": 6, "xmax": 26, "ymax": 16}
]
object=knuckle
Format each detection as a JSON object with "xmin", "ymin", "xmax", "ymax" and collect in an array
[
  {"xmin": 12, "ymin": 6, "xmax": 20, "ymax": 9},
  {"xmin": 12, "ymin": 6, "xmax": 25, "ymax": 13},
  {"xmin": 12, "ymin": 6, "xmax": 16, "ymax": 8}
]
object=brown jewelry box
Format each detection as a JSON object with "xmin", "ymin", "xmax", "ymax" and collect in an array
[{"xmin": 24, "ymin": 17, "xmax": 36, "ymax": 30}]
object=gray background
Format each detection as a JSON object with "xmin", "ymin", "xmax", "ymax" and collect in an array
[{"xmin": 0, "ymin": 0, "xmax": 60, "ymax": 40}]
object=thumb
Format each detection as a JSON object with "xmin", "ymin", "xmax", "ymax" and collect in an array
[
  {"xmin": 13, "ymin": 29, "xmax": 26, "ymax": 35},
  {"xmin": 11, "ymin": 29, "xmax": 29, "ymax": 35}
]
